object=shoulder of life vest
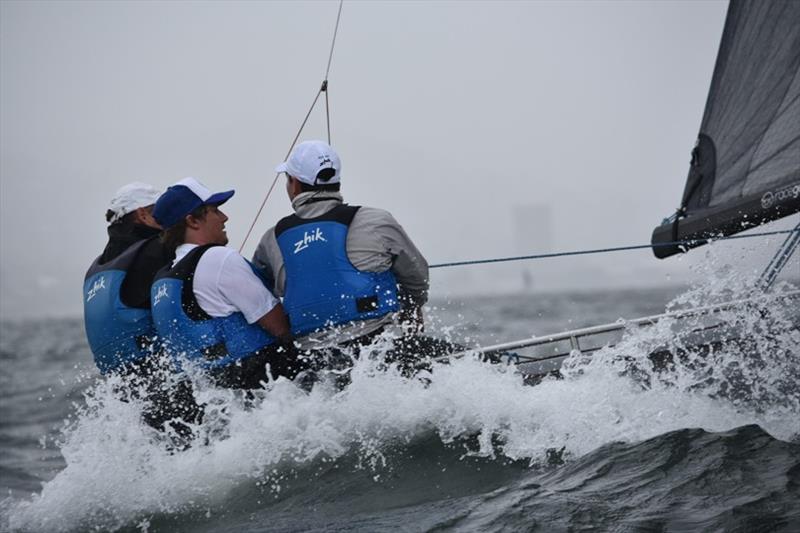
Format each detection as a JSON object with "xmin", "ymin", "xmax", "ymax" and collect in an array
[
  {"xmin": 275, "ymin": 204, "xmax": 400, "ymax": 336},
  {"xmin": 83, "ymin": 239, "xmax": 157, "ymax": 374},
  {"xmin": 275, "ymin": 203, "xmax": 361, "ymax": 237},
  {"xmin": 151, "ymin": 244, "xmax": 277, "ymax": 369}
]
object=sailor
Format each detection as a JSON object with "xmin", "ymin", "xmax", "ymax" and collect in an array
[
  {"xmin": 151, "ymin": 177, "xmax": 300, "ymax": 389},
  {"xmin": 252, "ymin": 141, "xmax": 445, "ymax": 369},
  {"xmin": 83, "ymin": 182, "xmax": 170, "ymax": 374},
  {"xmin": 84, "ymin": 182, "xmax": 202, "ymax": 443}
]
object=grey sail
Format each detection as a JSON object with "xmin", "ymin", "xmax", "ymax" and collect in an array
[{"xmin": 651, "ymin": 0, "xmax": 800, "ymax": 259}]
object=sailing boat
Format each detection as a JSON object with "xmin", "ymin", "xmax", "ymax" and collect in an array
[
  {"xmin": 650, "ymin": 0, "xmax": 800, "ymax": 258},
  {"xmin": 447, "ymin": 0, "xmax": 800, "ymax": 379}
]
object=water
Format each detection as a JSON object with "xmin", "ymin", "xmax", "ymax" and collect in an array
[{"xmin": 1, "ymin": 283, "xmax": 799, "ymax": 532}]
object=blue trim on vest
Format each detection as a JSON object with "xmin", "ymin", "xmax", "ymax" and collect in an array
[
  {"xmin": 151, "ymin": 245, "xmax": 277, "ymax": 369},
  {"xmin": 275, "ymin": 206, "xmax": 399, "ymax": 336},
  {"xmin": 83, "ymin": 240, "xmax": 156, "ymax": 373}
]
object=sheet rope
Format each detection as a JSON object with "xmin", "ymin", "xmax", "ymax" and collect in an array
[
  {"xmin": 429, "ymin": 227, "xmax": 800, "ymax": 269},
  {"xmin": 239, "ymin": 0, "xmax": 344, "ymax": 253}
]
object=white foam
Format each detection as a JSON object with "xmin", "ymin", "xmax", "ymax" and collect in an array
[{"xmin": 6, "ymin": 278, "xmax": 798, "ymax": 532}]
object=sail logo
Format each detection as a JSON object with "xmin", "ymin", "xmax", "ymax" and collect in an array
[
  {"xmin": 153, "ymin": 283, "xmax": 169, "ymax": 306},
  {"xmin": 293, "ymin": 227, "xmax": 327, "ymax": 254},
  {"xmin": 86, "ymin": 276, "xmax": 107, "ymax": 302},
  {"xmin": 761, "ymin": 183, "xmax": 800, "ymax": 209}
]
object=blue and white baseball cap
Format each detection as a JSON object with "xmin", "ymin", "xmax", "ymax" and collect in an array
[
  {"xmin": 275, "ymin": 140, "xmax": 341, "ymax": 186},
  {"xmin": 153, "ymin": 177, "xmax": 234, "ymax": 228}
]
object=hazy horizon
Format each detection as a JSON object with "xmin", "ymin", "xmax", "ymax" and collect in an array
[{"xmin": 4, "ymin": 0, "xmax": 792, "ymax": 321}]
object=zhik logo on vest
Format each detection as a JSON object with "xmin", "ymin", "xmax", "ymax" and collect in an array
[
  {"xmin": 294, "ymin": 227, "xmax": 327, "ymax": 254},
  {"xmin": 153, "ymin": 283, "xmax": 169, "ymax": 306},
  {"xmin": 86, "ymin": 276, "xmax": 107, "ymax": 302}
]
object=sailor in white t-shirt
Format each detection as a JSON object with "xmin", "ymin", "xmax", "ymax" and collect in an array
[
  {"xmin": 170, "ymin": 243, "xmax": 279, "ymax": 325},
  {"xmin": 151, "ymin": 177, "xmax": 299, "ymax": 389}
]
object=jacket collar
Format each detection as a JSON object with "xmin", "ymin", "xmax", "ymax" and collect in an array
[
  {"xmin": 107, "ymin": 222, "xmax": 160, "ymax": 242},
  {"xmin": 291, "ymin": 191, "xmax": 344, "ymax": 218},
  {"xmin": 100, "ymin": 223, "xmax": 161, "ymax": 263}
]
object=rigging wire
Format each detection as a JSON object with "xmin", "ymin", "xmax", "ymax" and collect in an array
[
  {"xmin": 239, "ymin": 0, "xmax": 344, "ymax": 253},
  {"xmin": 238, "ymin": 86, "xmax": 325, "ymax": 253},
  {"xmin": 325, "ymin": 83, "xmax": 332, "ymax": 144},
  {"xmin": 239, "ymin": 1, "xmax": 796, "ymax": 273},
  {"xmin": 323, "ymin": 0, "xmax": 342, "ymax": 144},
  {"xmin": 325, "ymin": 0, "xmax": 344, "ymax": 81},
  {"xmin": 428, "ymin": 227, "xmax": 800, "ymax": 269},
  {"xmin": 757, "ymin": 220, "xmax": 800, "ymax": 289}
]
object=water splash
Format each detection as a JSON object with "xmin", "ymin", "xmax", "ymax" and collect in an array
[{"xmin": 5, "ymin": 276, "xmax": 799, "ymax": 531}]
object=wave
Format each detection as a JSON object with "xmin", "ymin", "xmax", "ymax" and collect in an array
[{"xmin": 4, "ymin": 277, "xmax": 799, "ymax": 532}]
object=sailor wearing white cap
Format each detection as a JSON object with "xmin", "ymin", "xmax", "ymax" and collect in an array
[
  {"xmin": 151, "ymin": 177, "xmax": 300, "ymax": 389},
  {"xmin": 253, "ymin": 140, "xmax": 430, "ymax": 354},
  {"xmin": 84, "ymin": 182, "xmax": 170, "ymax": 373}
]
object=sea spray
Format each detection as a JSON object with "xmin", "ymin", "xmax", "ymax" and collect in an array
[{"xmin": 5, "ymin": 277, "xmax": 799, "ymax": 531}]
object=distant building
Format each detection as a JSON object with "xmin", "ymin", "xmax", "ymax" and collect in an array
[{"xmin": 512, "ymin": 204, "xmax": 554, "ymax": 292}]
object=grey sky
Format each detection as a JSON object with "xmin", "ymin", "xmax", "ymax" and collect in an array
[{"xmin": 1, "ymin": 0, "xmax": 743, "ymax": 319}]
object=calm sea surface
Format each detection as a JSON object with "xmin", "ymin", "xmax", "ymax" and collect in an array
[{"xmin": 2, "ymin": 284, "xmax": 799, "ymax": 532}]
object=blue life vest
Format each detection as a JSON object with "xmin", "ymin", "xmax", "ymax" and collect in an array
[
  {"xmin": 150, "ymin": 244, "xmax": 277, "ymax": 369},
  {"xmin": 83, "ymin": 239, "xmax": 157, "ymax": 373},
  {"xmin": 275, "ymin": 204, "xmax": 399, "ymax": 336}
]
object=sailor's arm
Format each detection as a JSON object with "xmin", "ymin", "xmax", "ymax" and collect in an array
[
  {"xmin": 377, "ymin": 213, "xmax": 429, "ymax": 330},
  {"xmin": 252, "ymin": 227, "xmax": 286, "ymax": 297},
  {"xmin": 347, "ymin": 207, "xmax": 429, "ymax": 329},
  {"xmin": 217, "ymin": 250, "xmax": 291, "ymax": 340},
  {"xmin": 255, "ymin": 303, "xmax": 291, "ymax": 342}
]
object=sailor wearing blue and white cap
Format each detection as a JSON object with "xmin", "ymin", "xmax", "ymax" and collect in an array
[
  {"xmin": 151, "ymin": 177, "xmax": 299, "ymax": 388},
  {"xmin": 254, "ymin": 141, "xmax": 430, "ymax": 356}
]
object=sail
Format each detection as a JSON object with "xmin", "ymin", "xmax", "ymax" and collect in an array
[{"xmin": 651, "ymin": 0, "xmax": 800, "ymax": 259}]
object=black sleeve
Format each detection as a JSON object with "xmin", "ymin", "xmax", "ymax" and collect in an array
[{"xmin": 120, "ymin": 240, "xmax": 174, "ymax": 309}]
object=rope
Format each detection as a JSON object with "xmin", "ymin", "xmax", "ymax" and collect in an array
[
  {"xmin": 325, "ymin": 1, "xmax": 344, "ymax": 81},
  {"xmin": 325, "ymin": 83, "xmax": 332, "ymax": 144},
  {"xmin": 429, "ymin": 228, "xmax": 800, "ymax": 269},
  {"xmin": 323, "ymin": 0, "xmax": 342, "ymax": 144},
  {"xmin": 239, "ymin": 1, "xmax": 344, "ymax": 253},
  {"xmin": 238, "ymin": 87, "xmax": 325, "ymax": 253}
]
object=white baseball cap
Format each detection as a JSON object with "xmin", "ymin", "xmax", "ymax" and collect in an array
[
  {"xmin": 275, "ymin": 140, "xmax": 342, "ymax": 186},
  {"xmin": 107, "ymin": 182, "xmax": 162, "ymax": 224}
]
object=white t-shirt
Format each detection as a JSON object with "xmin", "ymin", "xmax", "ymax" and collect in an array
[{"xmin": 173, "ymin": 243, "xmax": 279, "ymax": 324}]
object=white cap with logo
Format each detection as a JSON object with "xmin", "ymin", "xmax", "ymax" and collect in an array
[
  {"xmin": 275, "ymin": 140, "xmax": 342, "ymax": 186},
  {"xmin": 107, "ymin": 182, "xmax": 162, "ymax": 224}
]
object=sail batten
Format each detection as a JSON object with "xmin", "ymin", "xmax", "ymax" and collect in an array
[{"xmin": 652, "ymin": 0, "xmax": 800, "ymax": 258}]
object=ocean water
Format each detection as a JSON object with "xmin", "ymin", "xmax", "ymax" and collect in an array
[{"xmin": 1, "ymin": 281, "xmax": 799, "ymax": 532}]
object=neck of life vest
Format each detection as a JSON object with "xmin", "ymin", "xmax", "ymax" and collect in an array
[
  {"xmin": 150, "ymin": 244, "xmax": 277, "ymax": 370},
  {"xmin": 83, "ymin": 238, "xmax": 157, "ymax": 374},
  {"xmin": 275, "ymin": 204, "xmax": 399, "ymax": 337}
]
